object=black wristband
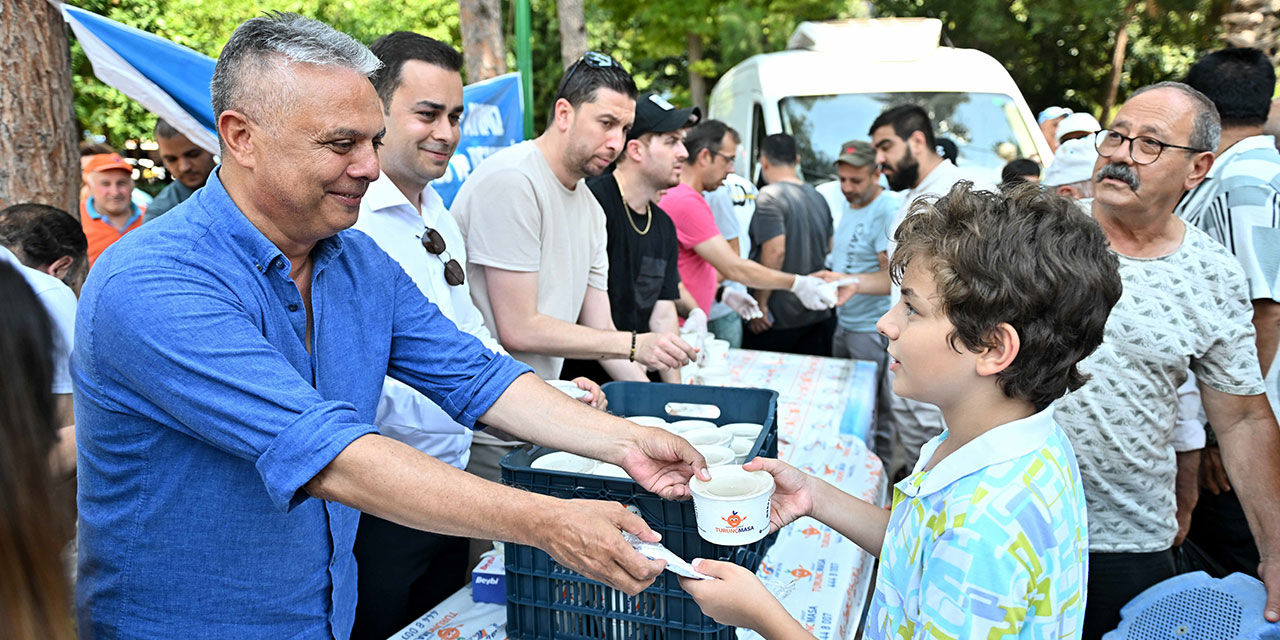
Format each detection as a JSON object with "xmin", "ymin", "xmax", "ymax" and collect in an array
[{"xmin": 715, "ymin": 285, "xmax": 725, "ymax": 303}]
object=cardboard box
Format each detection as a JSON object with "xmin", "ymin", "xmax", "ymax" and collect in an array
[{"xmin": 470, "ymin": 553, "xmax": 505, "ymax": 604}]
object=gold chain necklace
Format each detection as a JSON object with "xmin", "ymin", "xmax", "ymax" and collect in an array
[{"xmin": 615, "ymin": 174, "xmax": 651, "ymax": 236}]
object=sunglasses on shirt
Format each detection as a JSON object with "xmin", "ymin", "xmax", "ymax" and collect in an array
[{"xmin": 420, "ymin": 227, "xmax": 465, "ymax": 286}]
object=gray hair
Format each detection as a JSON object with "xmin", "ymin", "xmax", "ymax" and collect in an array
[
  {"xmin": 1130, "ymin": 81, "xmax": 1222, "ymax": 153},
  {"xmin": 210, "ymin": 12, "xmax": 381, "ymax": 142}
]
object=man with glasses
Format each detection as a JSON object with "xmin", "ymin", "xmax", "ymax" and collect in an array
[
  {"xmin": 659, "ymin": 120, "xmax": 834, "ymax": 324},
  {"xmin": 1051, "ymin": 82, "xmax": 1280, "ymax": 638},
  {"xmin": 350, "ymin": 33, "xmax": 608, "ymax": 638}
]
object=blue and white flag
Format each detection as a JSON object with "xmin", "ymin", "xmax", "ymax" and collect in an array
[{"xmin": 431, "ymin": 72, "xmax": 525, "ymax": 207}]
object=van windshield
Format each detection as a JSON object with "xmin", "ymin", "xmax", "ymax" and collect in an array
[{"xmin": 778, "ymin": 92, "xmax": 1040, "ymax": 185}]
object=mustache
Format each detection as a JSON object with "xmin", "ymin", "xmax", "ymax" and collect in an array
[{"xmin": 1096, "ymin": 162, "xmax": 1139, "ymax": 191}]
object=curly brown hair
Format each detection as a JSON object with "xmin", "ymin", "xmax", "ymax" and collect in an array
[{"xmin": 890, "ymin": 182, "xmax": 1122, "ymax": 411}]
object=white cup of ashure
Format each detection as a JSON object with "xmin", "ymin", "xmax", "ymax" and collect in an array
[
  {"xmin": 689, "ymin": 465, "xmax": 775, "ymax": 545},
  {"xmin": 729, "ymin": 437, "xmax": 755, "ymax": 464},
  {"xmin": 626, "ymin": 415, "xmax": 669, "ymax": 429},
  {"xmin": 546, "ymin": 379, "xmax": 589, "ymax": 400},
  {"xmin": 721, "ymin": 422, "xmax": 765, "ymax": 441},
  {"xmin": 705, "ymin": 338, "xmax": 730, "ymax": 364},
  {"xmin": 695, "ymin": 364, "xmax": 733, "ymax": 387},
  {"xmin": 669, "ymin": 419, "xmax": 717, "ymax": 434},
  {"xmin": 531, "ymin": 451, "xmax": 599, "ymax": 474},
  {"xmin": 681, "ymin": 427, "xmax": 733, "ymax": 448},
  {"xmin": 693, "ymin": 444, "xmax": 736, "ymax": 468}
]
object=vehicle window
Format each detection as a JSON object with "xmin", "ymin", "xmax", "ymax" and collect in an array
[
  {"xmin": 750, "ymin": 103, "xmax": 765, "ymax": 184},
  {"xmin": 778, "ymin": 92, "xmax": 1037, "ymax": 185}
]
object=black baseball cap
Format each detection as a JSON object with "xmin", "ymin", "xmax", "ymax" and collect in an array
[{"xmin": 628, "ymin": 93, "xmax": 701, "ymax": 141}]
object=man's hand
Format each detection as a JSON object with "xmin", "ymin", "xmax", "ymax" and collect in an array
[
  {"xmin": 790, "ymin": 274, "xmax": 837, "ymax": 310},
  {"xmin": 684, "ymin": 308, "xmax": 709, "ymax": 337},
  {"xmin": 1175, "ymin": 449, "xmax": 1200, "ymax": 547},
  {"xmin": 634, "ymin": 332, "xmax": 697, "ymax": 370},
  {"xmin": 743, "ymin": 457, "xmax": 816, "ymax": 533},
  {"xmin": 722, "ymin": 287, "xmax": 763, "ymax": 320},
  {"xmin": 809, "ymin": 270, "xmax": 861, "ymax": 306},
  {"xmin": 571, "ymin": 377, "xmax": 607, "ymax": 410},
  {"xmin": 536, "ymin": 499, "xmax": 667, "ymax": 595},
  {"xmin": 748, "ymin": 304, "xmax": 772, "ymax": 335},
  {"xmin": 1199, "ymin": 445, "xmax": 1231, "ymax": 494},
  {"xmin": 619, "ymin": 427, "xmax": 710, "ymax": 500}
]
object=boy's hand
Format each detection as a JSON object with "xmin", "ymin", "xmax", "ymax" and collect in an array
[
  {"xmin": 679, "ymin": 559, "xmax": 787, "ymax": 630},
  {"xmin": 744, "ymin": 457, "xmax": 815, "ymax": 532}
]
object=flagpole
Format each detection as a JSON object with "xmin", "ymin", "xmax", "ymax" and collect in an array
[{"xmin": 515, "ymin": 0, "xmax": 532, "ymax": 139}]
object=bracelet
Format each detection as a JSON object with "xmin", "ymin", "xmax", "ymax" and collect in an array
[
  {"xmin": 715, "ymin": 285, "xmax": 725, "ymax": 303},
  {"xmin": 629, "ymin": 331, "xmax": 637, "ymax": 362}
]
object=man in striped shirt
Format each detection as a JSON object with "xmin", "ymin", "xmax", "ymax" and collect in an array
[{"xmin": 1177, "ymin": 46, "xmax": 1280, "ymax": 580}]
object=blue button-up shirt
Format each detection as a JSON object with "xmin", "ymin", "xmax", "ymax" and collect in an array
[{"xmin": 73, "ymin": 169, "xmax": 531, "ymax": 639}]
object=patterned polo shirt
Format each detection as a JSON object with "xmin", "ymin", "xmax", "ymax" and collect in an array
[{"xmin": 868, "ymin": 405, "xmax": 1088, "ymax": 639}]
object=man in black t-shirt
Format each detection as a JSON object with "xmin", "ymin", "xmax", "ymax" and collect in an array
[
  {"xmin": 745, "ymin": 133, "xmax": 836, "ymax": 356},
  {"xmin": 562, "ymin": 93, "xmax": 699, "ymax": 384}
]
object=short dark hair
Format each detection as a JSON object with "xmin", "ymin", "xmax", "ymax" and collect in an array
[
  {"xmin": 0, "ymin": 204, "xmax": 88, "ymax": 271},
  {"xmin": 890, "ymin": 182, "xmax": 1122, "ymax": 412},
  {"xmin": 1001, "ymin": 158, "xmax": 1041, "ymax": 186},
  {"xmin": 553, "ymin": 53, "xmax": 637, "ymax": 110},
  {"xmin": 153, "ymin": 118, "xmax": 181, "ymax": 140},
  {"xmin": 1185, "ymin": 47, "xmax": 1276, "ymax": 128},
  {"xmin": 368, "ymin": 31, "xmax": 463, "ymax": 111},
  {"xmin": 870, "ymin": 104, "xmax": 936, "ymax": 150},
  {"xmin": 685, "ymin": 119, "xmax": 740, "ymax": 163},
  {"xmin": 760, "ymin": 133, "xmax": 797, "ymax": 166}
]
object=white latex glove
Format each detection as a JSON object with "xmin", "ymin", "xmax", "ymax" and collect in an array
[
  {"xmin": 684, "ymin": 308, "xmax": 708, "ymax": 337},
  {"xmin": 790, "ymin": 274, "xmax": 837, "ymax": 310},
  {"xmin": 722, "ymin": 287, "xmax": 763, "ymax": 320}
]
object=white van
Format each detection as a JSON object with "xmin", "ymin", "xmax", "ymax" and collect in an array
[{"xmin": 707, "ymin": 18, "xmax": 1052, "ymax": 186}]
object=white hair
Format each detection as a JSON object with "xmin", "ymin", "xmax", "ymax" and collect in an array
[{"xmin": 210, "ymin": 12, "xmax": 381, "ymax": 141}]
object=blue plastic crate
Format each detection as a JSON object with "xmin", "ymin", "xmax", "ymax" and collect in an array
[
  {"xmin": 500, "ymin": 383, "xmax": 780, "ymax": 640},
  {"xmin": 1104, "ymin": 571, "xmax": 1280, "ymax": 639}
]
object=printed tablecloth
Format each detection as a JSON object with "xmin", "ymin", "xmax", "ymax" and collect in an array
[{"xmin": 391, "ymin": 350, "xmax": 888, "ymax": 640}]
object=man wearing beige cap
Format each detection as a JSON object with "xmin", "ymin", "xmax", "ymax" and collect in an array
[
  {"xmin": 80, "ymin": 153, "xmax": 144, "ymax": 265},
  {"xmin": 826, "ymin": 139, "xmax": 900, "ymax": 459}
]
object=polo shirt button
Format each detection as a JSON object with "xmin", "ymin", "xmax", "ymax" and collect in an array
[{"xmin": 288, "ymin": 304, "xmax": 299, "ymax": 312}]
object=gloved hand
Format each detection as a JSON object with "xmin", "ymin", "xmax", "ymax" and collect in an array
[
  {"xmin": 684, "ymin": 308, "xmax": 709, "ymax": 337},
  {"xmin": 721, "ymin": 287, "xmax": 763, "ymax": 320},
  {"xmin": 790, "ymin": 274, "xmax": 837, "ymax": 310}
]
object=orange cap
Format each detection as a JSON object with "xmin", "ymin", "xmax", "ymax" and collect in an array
[{"xmin": 83, "ymin": 153, "xmax": 133, "ymax": 176}]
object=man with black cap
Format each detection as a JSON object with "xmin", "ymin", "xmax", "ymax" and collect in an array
[{"xmin": 563, "ymin": 94, "xmax": 699, "ymax": 383}]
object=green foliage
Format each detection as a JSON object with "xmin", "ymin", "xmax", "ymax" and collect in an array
[
  {"xmin": 868, "ymin": 0, "xmax": 1223, "ymax": 118},
  {"xmin": 69, "ymin": 0, "xmax": 460, "ymax": 148}
]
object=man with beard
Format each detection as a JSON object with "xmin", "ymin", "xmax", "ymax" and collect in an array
[
  {"xmin": 561, "ymin": 93, "xmax": 699, "ymax": 384},
  {"xmin": 1057, "ymin": 82, "xmax": 1280, "ymax": 637},
  {"xmin": 824, "ymin": 140, "xmax": 900, "ymax": 460},
  {"xmin": 866, "ymin": 104, "xmax": 994, "ymax": 475},
  {"xmin": 144, "ymin": 119, "xmax": 216, "ymax": 222},
  {"xmin": 659, "ymin": 120, "xmax": 834, "ymax": 322},
  {"xmin": 451, "ymin": 55, "xmax": 698, "ymax": 542}
]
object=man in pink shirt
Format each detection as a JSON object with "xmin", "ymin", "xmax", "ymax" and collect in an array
[{"xmin": 659, "ymin": 120, "xmax": 833, "ymax": 320}]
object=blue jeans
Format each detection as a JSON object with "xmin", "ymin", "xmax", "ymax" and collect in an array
[{"xmin": 708, "ymin": 313, "xmax": 743, "ymax": 348}]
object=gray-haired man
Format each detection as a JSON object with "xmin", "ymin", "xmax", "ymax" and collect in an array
[{"xmin": 73, "ymin": 14, "xmax": 706, "ymax": 639}]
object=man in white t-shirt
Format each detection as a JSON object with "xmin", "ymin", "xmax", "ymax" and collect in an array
[
  {"xmin": 0, "ymin": 204, "xmax": 85, "ymax": 475},
  {"xmin": 451, "ymin": 54, "xmax": 698, "ymax": 525},
  {"xmin": 1059, "ymin": 82, "xmax": 1280, "ymax": 638}
]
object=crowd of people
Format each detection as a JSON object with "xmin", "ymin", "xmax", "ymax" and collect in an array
[{"xmin": 3, "ymin": 11, "xmax": 1280, "ymax": 640}]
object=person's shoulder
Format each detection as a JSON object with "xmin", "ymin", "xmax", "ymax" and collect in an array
[
  {"xmin": 1180, "ymin": 224, "xmax": 1251, "ymax": 288},
  {"xmin": 651, "ymin": 202, "xmax": 679, "ymax": 235}
]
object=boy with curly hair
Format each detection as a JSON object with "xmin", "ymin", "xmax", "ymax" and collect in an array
[{"xmin": 682, "ymin": 182, "xmax": 1123, "ymax": 639}]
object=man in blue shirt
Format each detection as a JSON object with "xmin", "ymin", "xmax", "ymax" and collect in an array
[
  {"xmin": 73, "ymin": 14, "xmax": 707, "ymax": 639},
  {"xmin": 825, "ymin": 140, "xmax": 900, "ymax": 461}
]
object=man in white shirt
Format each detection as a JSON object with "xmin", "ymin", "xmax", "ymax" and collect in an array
[{"xmin": 351, "ymin": 33, "xmax": 606, "ymax": 639}]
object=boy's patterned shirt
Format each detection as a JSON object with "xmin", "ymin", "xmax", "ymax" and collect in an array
[{"xmin": 867, "ymin": 405, "xmax": 1088, "ymax": 639}]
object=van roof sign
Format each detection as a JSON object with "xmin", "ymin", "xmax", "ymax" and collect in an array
[{"xmin": 786, "ymin": 18, "xmax": 941, "ymax": 61}]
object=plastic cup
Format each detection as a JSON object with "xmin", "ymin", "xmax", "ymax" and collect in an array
[
  {"xmin": 720, "ymin": 422, "xmax": 765, "ymax": 441},
  {"xmin": 546, "ymin": 379, "xmax": 589, "ymax": 400},
  {"xmin": 689, "ymin": 465, "xmax": 775, "ymax": 545},
  {"xmin": 531, "ymin": 451, "xmax": 598, "ymax": 474},
  {"xmin": 592, "ymin": 463, "xmax": 631, "ymax": 478},
  {"xmin": 730, "ymin": 437, "xmax": 755, "ymax": 463},
  {"xmin": 696, "ymin": 364, "xmax": 733, "ymax": 386},
  {"xmin": 681, "ymin": 427, "xmax": 733, "ymax": 447},
  {"xmin": 669, "ymin": 419, "xmax": 718, "ymax": 434},
  {"xmin": 694, "ymin": 444, "xmax": 736, "ymax": 467},
  {"xmin": 705, "ymin": 339, "xmax": 730, "ymax": 364}
]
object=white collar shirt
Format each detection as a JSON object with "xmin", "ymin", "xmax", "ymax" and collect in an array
[{"xmin": 352, "ymin": 173, "xmax": 505, "ymax": 468}]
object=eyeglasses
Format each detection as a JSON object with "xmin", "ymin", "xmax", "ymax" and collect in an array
[
  {"xmin": 713, "ymin": 151, "xmax": 736, "ymax": 164},
  {"xmin": 1094, "ymin": 129, "xmax": 1208, "ymax": 166},
  {"xmin": 558, "ymin": 51, "xmax": 618, "ymax": 94},
  {"xmin": 420, "ymin": 227, "xmax": 465, "ymax": 286}
]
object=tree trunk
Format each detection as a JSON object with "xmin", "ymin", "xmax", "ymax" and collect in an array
[
  {"xmin": 687, "ymin": 31, "xmax": 707, "ymax": 113},
  {"xmin": 0, "ymin": 0, "xmax": 79, "ymax": 213},
  {"xmin": 556, "ymin": 0, "xmax": 587, "ymax": 71},
  {"xmin": 1101, "ymin": 0, "xmax": 1140, "ymax": 126},
  {"xmin": 458, "ymin": 0, "xmax": 507, "ymax": 82}
]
